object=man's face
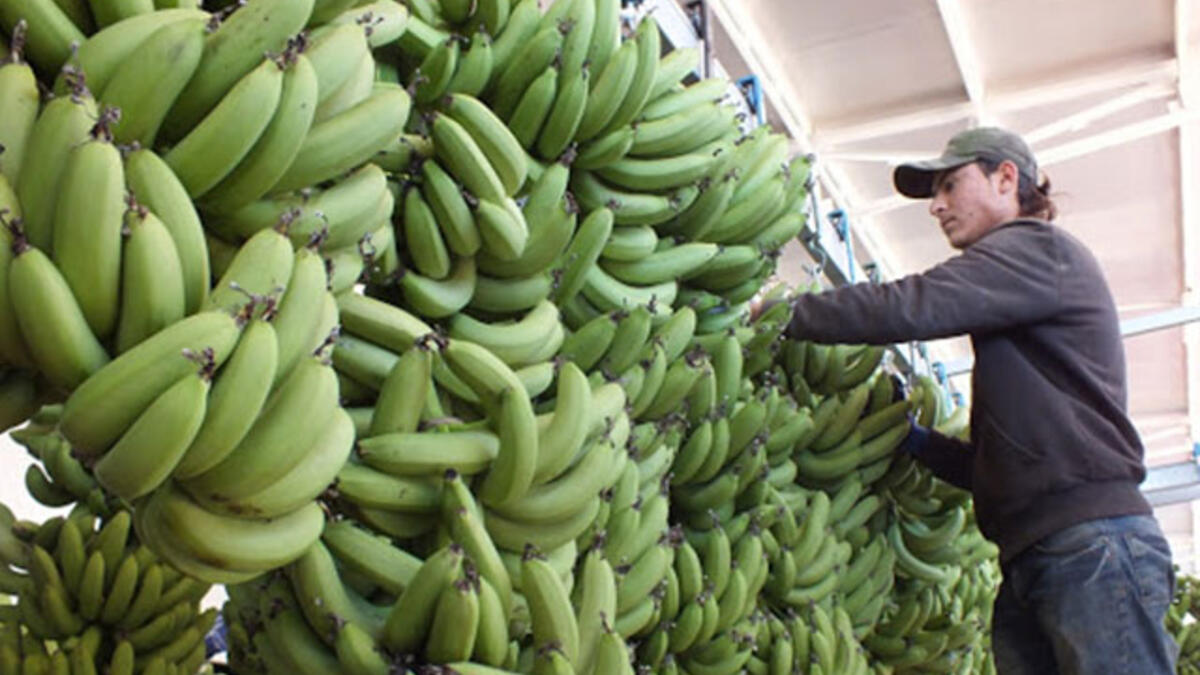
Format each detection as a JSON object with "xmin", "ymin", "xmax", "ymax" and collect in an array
[{"xmin": 928, "ymin": 161, "xmax": 1021, "ymax": 249}]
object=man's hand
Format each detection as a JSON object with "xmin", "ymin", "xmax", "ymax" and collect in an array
[{"xmin": 749, "ymin": 297, "xmax": 786, "ymax": 323}]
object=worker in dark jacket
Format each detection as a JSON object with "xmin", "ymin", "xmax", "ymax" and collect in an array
[{"xmin": 770, "ymin": 127, "xmax": 1177, "ymax": 674}]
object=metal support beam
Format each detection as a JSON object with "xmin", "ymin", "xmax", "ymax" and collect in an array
[
  {"xmin": 1142, "ymin": 454, "xmax": 1200, "ymax": 506},
  {"xmin": 1121, "ymin": 306, "xmax": 1200, "ymax": 337},
  {"xmin": 935, "ymin": 0, "xmax": 989, "ymax": 125},
  {"xmin": 1037, "ymin": 107, "xmax": 1200, "ymax": 166},
  {"xmin": 643, "ymin": 0, "xmax": 702, "ymax": 50},
  {"xmin": 1024, "ymin": 81, "xmax": 1176, "ymax": 145}
]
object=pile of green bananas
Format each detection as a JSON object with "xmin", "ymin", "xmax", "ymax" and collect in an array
[
  {"xmin": 0, "ymin": 0, "xmax": 1012, "ymax": 672},
  {"xmin": 1168, "ymin": 573, "xmax": 1200, "ymax": 674},
  {"xmin": 0, "ymin": 505, "xmax": 213, "ymax": 675}
]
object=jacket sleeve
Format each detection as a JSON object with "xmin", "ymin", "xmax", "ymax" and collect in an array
[
  {"xmin": 906, "ymin": 425, "xmax": 975, "ymax": 491},
  {"xmin": 785, "ymin": 224, "xmax": 1063, "ymax": 344}
]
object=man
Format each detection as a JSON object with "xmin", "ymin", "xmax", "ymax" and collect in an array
[{"xmin": 772, "ymin": 127, "xmax": 1177, "ymax": 673}]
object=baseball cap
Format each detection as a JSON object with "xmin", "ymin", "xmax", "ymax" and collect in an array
[{"xmin": 892, "ymin": 127, "xmax": 1038, "ymax": 198}]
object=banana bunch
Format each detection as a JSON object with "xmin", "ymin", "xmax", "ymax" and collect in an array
[
  {"xmin": 45, "ymin": 228, "xmax": 351, "ymax": 583},
  {"xmin": 0, "ymin": 506, "xmax": 215, "ymax": 675},
  {"xmin": 0, "ymin": 78, "xmax": 209, "ymax": 401},
  {"xmin": 1168, "ymin": 573, "xmax": 1200, "ymax": 675},
  {"xmin": 221, "ymin": 559, "xmax": 391, "ymax": 675},
  {"xmin": 10, "ymin": 406, "xmax": 118, "ymax": 519}
]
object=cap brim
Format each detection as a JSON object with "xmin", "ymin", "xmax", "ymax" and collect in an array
[{"xmin": 892, "ymin": 155, "xmax": 975, "ymax": 198}]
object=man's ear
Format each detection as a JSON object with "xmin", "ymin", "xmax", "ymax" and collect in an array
[{"xmin": 998, "ymin": 159, "xmax": 1021, "ymax": 194}]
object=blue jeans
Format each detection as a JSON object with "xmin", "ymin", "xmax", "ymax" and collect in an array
[{"xmin": 992, "ymin": 515, "xmax": 1178, "ymax": 674}]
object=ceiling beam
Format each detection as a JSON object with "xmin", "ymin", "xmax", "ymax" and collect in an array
[
  {"xmin": 1024, "ymin": 81, "xmax": 1177, "ymax": 145},
  {"xmin": 935, "ymin": 0, "xmax": 989, "ymax": 125},
  {"xmin": 1037, "ymin": 106, "xmax": 1200, "ymax": 165},
  {"xmin": 817, "ymin": 57, "xmax": 1179, "ymax": 146}
]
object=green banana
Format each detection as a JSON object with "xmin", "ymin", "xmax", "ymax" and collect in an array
[
  {"xmin": 100, "ymin": 17, "xmax": 206, "ymax": 147},
  {"xmin": 161, "ymin": 0, "xmax": 313, "ymax": 139},
  {"xmin": 8, "ymin": 241, "xmax": 110, "ymax": 392},
  {"xmin": 446, "ymin": 92, "xmax": 527, "ymax": 196},
  {"xmin": 508, "ymin": 64, "xmax": 559, "ymax": 151},
  {"xmin": 359, "ymin": 428, "xmax": 500, "ymax": 477},
  {"xmin": 200, "ymin": 52, "xmax": 320, "ymax": 215},
  {"xmin": 422, "ymin": 158, "xmax": 482, "ymax": 257},
  {"xmin": 599, "ymin": 15, "xmax": 658, "ymax": 135},
  {"xmin": 448, "ymin": 29, "xmax": 494, "ymax": 96},
  {"xmin": 432, "ymin": 111, "xmax": 508, "ymax": 203},
  {"xmin": 403, "ymin": 183, "xmax": 452, "ymax": 279},
  {"xmin": 272, "ymin": 82, "xmax": 411, "ymax": 192},
  {"xmin": 173, "ymin": 319, "xmax": 277, "ymax": 479},
  {"xmin": 0, "ymin": 42, "xmax": 38, "ymax": 187},
  {"xmin": 523, "ymin": 549, "xmax": 580, "ymax": 663},
  {"xmin": 575, "ymin": 35, "xmax": 637, "ymax": 142},
  {"xmin": 399, "ymin": 254, "xmax": 478, "ymax": 319},
  {"xmin": 124, "ymin": 148, "xmax": 211, "ymax": 314},
  {"xmin": 381, "ymin": 544, "xmax": 464, "ymax": 652},
  {"xmin": 0, "ymin": 0, "xmax": 84, "ymax": 78},
  {"xmin": 413, "ymin": 36, "xmax": 460, "ymax": 104},
  {"xmin": 93, "ymin": 369, "xmax": 209, "ymax": 500},
  {"xmin": 52, "ymin": 121, "xmax": 125, "ymax": 341},
  {"xmin": 231, "ymin": 406, "xmax": 354, "ymax": 518},
  {"xmin": 180, "ymin": 356, "xmax": 338, "ymax": 504},
  {"xmin": 113, "ymin": 207, "xmax": 186, "ymax": 355},
  {"xmin": 164, "ymin": 56, "xmax": 285, "ymax": 198},
  {"xmin": 536, "ymin": 63, "xmax": 589, "ymax": 161}
]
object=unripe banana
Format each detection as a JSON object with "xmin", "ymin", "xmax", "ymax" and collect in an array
[
  {"xmin": 272, "ymin": 82, "xmax": 411, "ymax": 193},
  {"xmin": 445, "ymin": 92, "xmax": 528, "ymax": 196},
  {"xmin": 161, "ymin": 0, "xmax": 313, "ymax": 139},
  {"xmin": 537, "ymin": 64, "xmax": 589, "ymax": 161},
  {"xmin": 400, "ymin": 255, "xmax": 479, "ymax": 319},
  {"xmin": 8, "ymin": 241, "xmax": 110, "ymax": 392},
  {"xmin": 600, "ymin": 16, "xmax": 659, "ymax": 136},
  {"xmin": 113, "ymin": 207, "xmax": 187, "ymax": 355},
  {"xmin": 181, "ymin": 356, "xmax": 338, "ymax": 504},
  {"xmin": 52, "ymin": 124, "xmax": 125, "ymax": 341},
  {"xmin": 165, "ymin": 57, "xmax": 285, "ymax": 198},
  {"xmin": 432, "ymin": 111, "xmax": 508, "ymax": 203},
  {"xmin": 204, "ymin": 228, "xmax": 294, "ymax": 317},
  {"xmin": 332, "ymin": 0, "xmax": 410, "ymax": 47},
  {"xmin": 0, "ymin": 0, "xmax": 84, "ymax": 78},
  {"xmin": 381, "ymin": 544, "xmax": 464, "ymax": 653},
  {"xmin": 523, "ymin": 548, "xmax": 581, "ymax": 664},
  {"xmin": 403, "ymin": 184, "xmax": 452, "ymax": 279},
  {"xmin": 101, "ymin": 18, "xmax": 206, "ymax": 146},
  {"xmin": 200, "ymin": 52, "xmax": 320, "ymax": 215},
  {"xmin": 66, "ymin": 9, "xmax": 205, "ymax": 95},
  {"xmin": 0, "ymin": 45, "xmax": 39, "ymax": 187},
  {"xmin": 93, "ymin": 369, "xmax": 210, "ymax": 501},
  {"xmin": 15, "ymin": 87, "xmax": 97, "ymax": 254},
  {"xmin": 172, "ymin": 318, "xmax": 277, "ymax": 479},
  {"xmin": 507, "ymin": 64, "xmax": 559, "ymax": 151},
  {"xmin": 413, "ymin": 36, "xmax": 460, "ymax": 104}
]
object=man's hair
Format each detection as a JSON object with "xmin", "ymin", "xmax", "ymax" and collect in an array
[{"xmin": 976, "ymin": 157, "xmax": 1058, "ymax": 222}]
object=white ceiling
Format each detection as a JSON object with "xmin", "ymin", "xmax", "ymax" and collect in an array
[{"xmin": 706, "ymin": 0, "xmax": 1200, "ymax": 466}]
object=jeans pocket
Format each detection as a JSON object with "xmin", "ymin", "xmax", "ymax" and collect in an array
[
  {"xmin": 1125, "ymin": 532, "xmax": 1173, "ymax": 606},
  {"xmin": 1031, "ymin": 522, "xmax": 1104, "ymax": 558}
]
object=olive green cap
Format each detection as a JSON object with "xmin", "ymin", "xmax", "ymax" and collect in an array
[{"xmin": 893, "ymin": 126, "xmax": 1038, "ymax": 198}]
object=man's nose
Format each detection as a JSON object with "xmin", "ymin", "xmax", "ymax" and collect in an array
[{"xmin": 929, "ymin": 196, "xmax": 946, "ymax": 216}]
